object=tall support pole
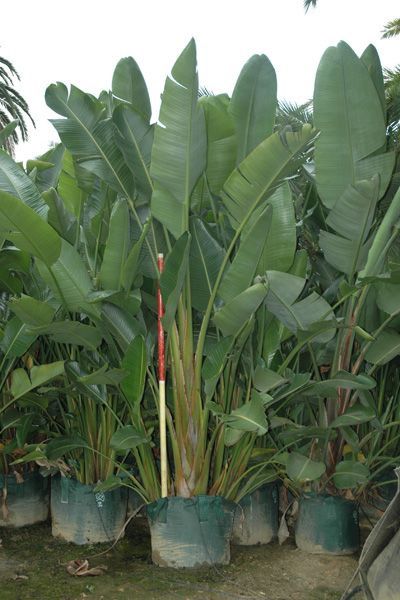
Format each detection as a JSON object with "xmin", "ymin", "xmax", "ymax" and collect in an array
[{"xmin": 157, "ymin": 253, "xmax": 168, "ymax": 498}]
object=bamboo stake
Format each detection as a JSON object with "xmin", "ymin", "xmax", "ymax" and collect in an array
[{"xmin": 157, "ymin": 253, "xmax": 168, "ymax": 498}]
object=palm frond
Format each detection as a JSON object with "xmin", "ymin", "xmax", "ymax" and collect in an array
[
  {"xmin": 382, "ymin": 18, "xmax": 400, "ymax": 39},
  {"xmin": 304, "ymin": 0, "xmax": 317, "ymax": 12},
  {"xmin": 276, "ymin": 99, "xmax": 313, "ymax": 131}
]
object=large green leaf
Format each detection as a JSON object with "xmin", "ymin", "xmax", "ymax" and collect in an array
[
  {"xmin": 254, "ymin": 365, "xmax": 286, "ymax": 393},
  {"xmin": 121, "ymin": 336, "xmax": 147, "ymax": 418},
  {"xmin": 32, "ymin": 322, "xmax": 103, "ymax": 351},
  {"xmin": 113, "ymin": 104, "xmax": 154, "ymax": 197},
  {"xmin": 10, "ymin": 361, "xmax": 65, "ymax": 401},
  {"xmin": 221, "ymin": 124, "xmax": 315, "ymax": 229},
  {"xmin": 46, "ymin": 435, "xmax": 87, "ymax": 460},
  {"xmin": 303, "ymin": 371, "xmax": 376, "ymax": 397},
  {"xmin": 0, "ymin": 150, "xmax": 48, "ymax": 217},
  {"xmin": 189, "ymin": 217, "xmax": 225, "ymax": 312},
  {"xmin": 229, "ymin": 54, "xmax": 277, "ymax": 163},
  {"xmin": 314, "ymin": 41, "xmax": 394, "ymax": 209},
  {"xmin": 46, "ymin": 83, "xmax": 135, "ymax": 199},
  {"xmin": 361, "ymin": 44, "xmax": 386, "ymax": 117},
  {"xmin": 37, "ymin": 240, "xmax": 97, "ymax": 316},
  {"xmin": 319, "ymin": 177, "xmax": 379, "ymax": 276},
  {"xmin": 99, "ymin": 198, "xmax": 130, "ymax": 291},
  {"xmin": 0, "ymin": 190, "xmax": 61, "ymax": 265},
  {"xmin": 330, "ymin": 403, "xmax": 375, "ymax": 427},
  {"xmin": 333, "ymin": 460, "xmax": 369, "ymax": 489},
  {"xmin": 112, "ymin": 56, "xmax": 151, "ymax": 121},
  {"xmin": 365, "ymin": 329, "xmax": 400, "ymax": 365},
  {"xmin": 214, "ymin": 283, "xmax": 267, "ymax": 337},
  {"xmin": 111, "ymin": 425, "xmax": 148, "ymax": 451},
  {"xmin": 286, "ymin": 451, "xmax": 326, "ymax": 482},
  {"xmin": 202, "ymin": 336, "xmax": 234, "ymax": 398},
  {"xmin": 160, "ymin": 232, "xmax": 190, "ymax": 332},
  {"xmin": 218, "ymin": 204, "xmax": 272, "ymax": 304},
  {"xmin": 0, "ymin": 317, "xmax": 37, "ymax": 359},
  {"xmin": 9, "ymin": 296, "xmax": 55, "ymax": 328},
  {"xmin": 224, "ymin": 395, "xmax": 268, "ymax": 435},
  {"xmin": 150, "ymin": 39, "xmax": 206, "ymax": 238}
]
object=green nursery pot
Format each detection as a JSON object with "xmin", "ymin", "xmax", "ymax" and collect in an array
[
  {"xmin": 232, "ymin": 483, "xmax": 279, "ymax": 545},
  {"xmin": 0, "ymin": 471, "xmax": 49, "ymax": 527},
  {"xmin": 146, "ymin": 495, "xmax": 235, "ymax": 568},
  {"xmin": 51, "ymin": 476, "xmax": 127, "ymax": 545},
  {"xmin": 295, "ymin": 493, "xmax": 359, "ymax": 555}
]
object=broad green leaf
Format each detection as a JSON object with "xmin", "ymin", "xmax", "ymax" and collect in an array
[
  {"xmin": 320, "ymin": 177, "xmax": 379, "ymax": 276},
  {"xmin": 365, "ymin": 330, "xmax": 400, "ymax": 365},
  {"xmin": 330, "ymin": 403, "xmax": 375, "ymax": 427},
  {"xmin": 113, "ymin": 104, "xmax": 154, "ymax": 197},
  {"xmin": 76, "ymin": 365, "xmax": 127, "ymax": 386},
  {"xmin": 46, "ymin": 83, "xmax": 135, "ymax": 199},
  {"xmin": 112, "ymin": 56, "xmax": 151, "ymax": 121},
  {"xmin": 0, "ymin": 121, "xmax": 18, "ymax": 146},
  {"xmin": 121, "ymin": 336, "xmax": 147, "ymax": 418},
  {"xmin": 9, "ymin": 295, "xmax": 55, "ymax": 328},
  {"xmin": 37, "ymin": 239, "xmax": 97, "ymax": 316},
  {"xmin": 0, "ymin": 150, "xmax": 48, "ymax": 217},
  {"xmin": 46, "ymin": 436, "xmax": 87, "ymax": 460},
  {"xmin": 65, "ymin": 361, "xmax": 107, "ymax": 404},
  {"xmin": 111, "ymin": 425, "xmax": 148, "ymax": 451},
  {"xmin": 221, "ymin": 124, "xmax": 315, "ymax": 228},
  {"xmin": 32, "ymin": 322, "xmax": 103, "ymax": 351},
  {"xmin": 230, "ymin": 54, "xmax": 277, "ymax": 163},
  {"xmin": 361, "ymin": 44, "xmax": 386, "ymax": 117},
  {"xmin": 218, "ymin": 204, "xmax": 272, "ymax": 304},
  {"xmin": 303, "ymin": 371, "xmax": 376, "ymax": 397},
  {"xmin": 333, "ymin": 460, "xmax": 369, "ymax": 489},
  {"xmin": 314, "ymin": 41, "xmax": 394, "ymax": 209},
  {"xmin": 0, "ymin": 190, "xmax": 61, "ymax": 265},
  {"xmin": 10, "ymin": 361, "xmax": 64, "ymax": 400},
  {"xmin": 0, "ymin": 317, "xmax": 36, "ymax": 359},
  {"xmin": 151, "ymin": 39, "xmax": 206, "ymax": 238},
  {"xmin": 189, "ymin": 217, "xmax": 225, "ymax": 312},
  {"xmin": 43, "ymin": 188, "xmax": 76, "ymax": 245},
  {"xmin": 254, "ymin": 365, "xmax": 286, "ymax": 393},
  {"xmin": 224, "ymin": 395, "xmax": 268, "ymax": 435},
  {"xmin": 101, "ymin": 303, "xmax": 144, "ymax": 352},
  {"xmin": 202, "ymin": 336, "xmax": 234, "ymax": 398},
  {"xmin": 160, "ymin": 232, "xmax": 190, "ymax": 332},
  {"xmin": 286, "ymin": 452, "xmax": 326, "ymax": 482},
  {"xmin": 122, "ymin": 220, "xmax": 150, "ymax": 292},
  {"xmin": 214, "ymin": 283, "xmax": 268, "ymax": 337},
  {"xmin": 376, "ymin": 281, "xmax": 400, "ymax": 315},
  {"xmin": 99, "ymin": 198, "xmax": 130, "ymax": 291}
]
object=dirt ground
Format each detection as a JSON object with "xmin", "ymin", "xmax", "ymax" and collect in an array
[{"xmin": 0, "ymin": 518, "xmax": 360, "ymax": 600}]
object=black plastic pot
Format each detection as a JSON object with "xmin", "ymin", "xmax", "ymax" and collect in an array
[
  {"xmin": 232, "ymin": 483, "xmax": 279, "ymax": 545},
  {"xmin": 295, "ymin": 492, "xmax": 359, "ymax": 555},
  {"xmin": 51, "ymin": 476, "xmax": 127, "ymax": 544},
  {"xmin": 0, "ymin": 471, "xmax": 49, "ymax": 527},
  {"xmin": 146, "ymin": 495, "xmax": 235, "ymax": 568}
]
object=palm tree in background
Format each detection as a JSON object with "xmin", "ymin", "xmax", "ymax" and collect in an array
[{"xmin": 0, "ymin": 55, "xmax": 35, "ymax": 153}]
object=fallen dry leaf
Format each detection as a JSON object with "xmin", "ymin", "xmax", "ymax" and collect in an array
[{"xmin": 66, "ymin": 559, "xmax": 107, "ymax": 577}]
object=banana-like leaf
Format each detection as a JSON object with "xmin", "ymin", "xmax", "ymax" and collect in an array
[
  {"xmin": 224, "ymin": 395, "xmax": 268, "ymax": 434},
  {"xmin": 31, "ymin": 321, "xmax": 103, "ymax": 351},
  {"xmin": 0, "ymin": 317, "xmax": 37, "ymax": 359},
  {"xmin": 333, "ymin": 460, "xmax": 369, "ymax": 489},
  {"xmin": 160, "ymin": 232, "xmax": 190, "ymax": 332},
  {"xmin": 303, "ymin": 371, "xmax": 376, "ymax": 397},
  {"xmin": 361, "ymin": 44, "xmax": 386, "ymax": 117},
  {"xmin": 65, "ymin": 361, "xmax": 107, "ymax": 404},
  {"xmin": 376, "ymin": 281, "xmax": 400, "ymax": 315},
  {"xmin": 46, "ymin": 83, "xmax": 135, "ymax": 200},
  {"xmin": 111, "ymin": 425, "xmax": 148, "ymax": 451},
  {"xmin": 254, "ymin": 365, "xmax": 286, "ymax": 393},
  {"xmin": 37, "ymin": 239, "xmax": 97, "ymax": 317},
  {"xmin": 9, "ymin": 295, "xmax": 56, "ymax": 328},
  {"xmin": 10, "ymin": 361, "xmax": 65, "ymax": 401},
  {"xmin": 0, "ymin": 150, "xmax": 48, "ymax": 217},
  {"xmin": 99, "ymin": 198, "xmax": 130, "ymax": 291},
  {"xmin": 214, "ymin": 283, "xmax": 268, "ymax": 337},
  {"xmin": 58, "ymin": 151, "xmax": 85, "ymax": 218},
  {"xmin": 218, "ymin": 204, "xmax": 272, "ymax": 304},
  {"xmin": 32, "ymin": 143, "xmax": 65, "ymax": 193},
  {"xmin": 229, "ymin": 54, "xmax": 277, "ymax": 163},
  {"xmin": 202, "ymin": 336, "xmax": 234, "ymax": 398},
  {"xmin": 101, "ymin": 303, "xmax": 144, "ymax": 352},
  {"xmin": 189, "ymin": 217, "xmax": 225, "ymax": 312},
  {"xmin": 151, "ymin": 39, "xmax": 206, "ymax": 238},
  {"xmin": 122, "ymin": 220, "xmax": 150, "ymax": 292},
  {"xmin": 221, "ymin": 124, "xmax": 315, "ymax": 229},
  {"xmin": 0, "ymin": 121, "xmax": 18, "ymax": 146},
  {"xmin": 319, "ymin": 177, "xmax": 379, "ymax": 276},
  {"xmin": 113, "ymin": 104, "xmax": 154, "ymax": 198},
  {"xmin": 200, "ymin": 94, "xmax": 236, "ymax": 194},
  {"xmin": 121, "ymin": 336, "xmax": 147, "ymax": 419},
  {"xmin": 46, "ymin": 435, "xmax": 87, "ymax": 460},
  {"xmin": 330, "ymin": 403, "xmax": 375, "ymax": 427},
  {"xmin": 286, "ymin": 451, "xmax": 326, "ymax": 482},
  {"xmin": 365, "ymin": 329, "xmax": 400, "ymax": 365},
  {"xmin": 112, "ymin": 56, "xmax": 151, "ymax": 121},
  {"xmin": 0, "ymin": 190, "xmax": 61, "ymax": 265},
  {"xmin": 43, "ymin": 188, "xmax": 77, "ymax": 245},
  {"xmin": 314, "ymin": 41, "xmax": 394, "ymax": 209}
]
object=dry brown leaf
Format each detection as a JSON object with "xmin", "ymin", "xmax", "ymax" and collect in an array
[{"xmin": 66, "ymin": 559, "xmax": 107, "ymax": 577}]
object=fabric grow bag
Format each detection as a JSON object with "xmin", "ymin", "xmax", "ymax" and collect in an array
[
  {"xmin": 0, "ymin": 471, "xmax": 49, "ymax": 527},
  {"xmin": 51, "ymin": 476, "xmax": 127, "ymax": 544},
  {"xmin": 232, "ymin": 482, "xmax": 279, "ymax": 545},
  {"xmin": 146, "ymin": 495, "xmax": 235, "ymax": 568},
  {"xmin": 295, "ymin": 493, "xmax": 359, "ymax": 555}
]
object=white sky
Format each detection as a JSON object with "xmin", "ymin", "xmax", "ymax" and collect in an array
[{"xmin": 2, "ymin": 0, "xmax": 399, "ymax": 162}]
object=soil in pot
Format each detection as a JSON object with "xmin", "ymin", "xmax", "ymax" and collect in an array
[
  {"xmin": 51, "ymin": 476, "xmax": 127, "ymax": 545},
  {"xmin": 232, "ymin": 482, "xmax": 279, "ymax": 545},
  {"xmin": 0, "ymin": 471, "xmax": 49, "ymax": 527},
  {"xmin": 146, "ymin": 495, "xmax": 235, "ymax": 568},
  {"xmin": 295, "ymin": 492, "xmax": 359, "ymax": 555}
]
